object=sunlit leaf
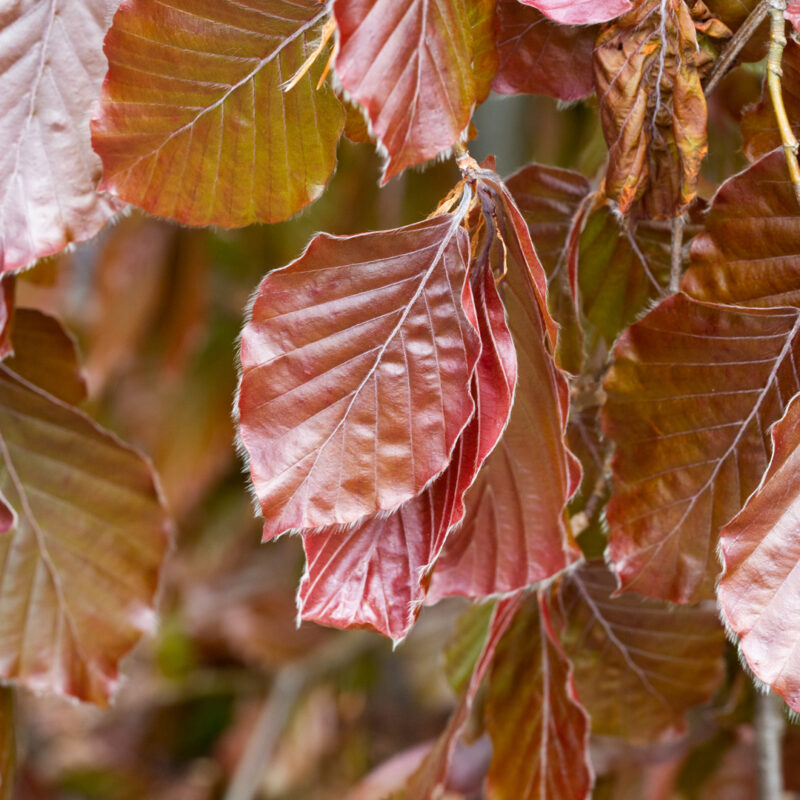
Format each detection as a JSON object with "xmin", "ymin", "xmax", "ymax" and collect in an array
[
  {"xmin": 718, "ymin": 394, "xmax": 800, "ymax": 712},
  {"xmin": 547, "ymin": 561, "xmax": 725, "ymax": 743},
  {"xmin": 517, "ymin": 0, "xmax": 630, "ymax": 25},
  {"xmin": 604, "ymin": 294, "xmax": 800, "ymax": 602},
  {"xmin": 237, "ymin": 214, "xmax": 480, "ymax": 540},
  {"xmin": 92, "ymin": 0, "xmax": 344, "ymax": 226},
  {"xmin": 594, "ymin": 0, "xmax": 707, "ymax": 217},
  {"xmin": 332, "ymin": 0, "xmax": 497, "ymax": 182},
  {"xmin": 0, "ymin": 0, "xmax": 122, "ymax": 271},
  {"xmin": 492, "ymin": 1, "xmax": 597, "ymax": 101},
  {"xmin": 485, "ymin": 591, "xmax": 592, "ymax": 800}
]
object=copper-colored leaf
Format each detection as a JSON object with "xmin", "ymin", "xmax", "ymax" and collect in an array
[
  {"xmin": 0, "ymin": 0, "xmax": 122, "ymax": 272},
  {"xmin": 485, "ymin": 591, "xmax": 592, "ymax": 800},
  {"xmin": 0, "ymin": 277, "xmax": 14, "ymax": 362},
  {"xmin": 0, "ymin": 688, "xmax": 13, "ymax": 800},
  {"xmin": 492, "ymin": 1, "xmax": 596, "ymax": 101},
  {"xmin": 332, "ymin": 0, "xmax": 497, "ymax": 183},
  {"xmin": 683, "ymin": 150, "xmax": 800, "ymax": 308},
  {"xmin": 547, "ymin": 561, "xmax": 725, "ymax": 743},
  {"xmin": 718, "ymin": 394, "xmax": 800, "ymax": 712},
  {"xmin": 703, "ymin": 0, "xmax": 767, "ymax": 63},
  {"xmin": 594, "ymin": 0, "xmax": 707, "ymax": 217},
  {"xmin": 0, "ymin": 348, "xmax": 171, "ymax": 705},
  {"xmin": 517, "ymin": 0, "xmax": 630, "ymax": 24},
  {"xmin": 238, "ymin": 214, "xmax": 480, "ymax": 540},
  {"xmin": 604, "ymin": 294, "xmax": 800, "ymax": 602},
  {"xmin": 92, "ymin": 0, "xmax": 344, "ymax": 226}
]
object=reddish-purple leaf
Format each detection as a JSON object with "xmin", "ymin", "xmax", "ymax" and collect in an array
[
  {"xmin": 517, "ymin": 0, "xmax": 630, "ymax": 25},
  {"xmin": 237, "ymin": 214, "xmax": 480, "ymax": 540},
  {"xmin": 485, "ymin": 590, "xmax": 593, "ymax": 800},
  {"xmin": 787, "ymin": 1, "xmax": 800, "ymax": 33},
  {"xmin": 604, "ymin": 294, "xmax": 800, "ymax": 602},
  {"xmin": 332, "ymin": 0, "xmax": 497, "ymax": 183},
  {"xmin": 547, "ymin": 561, "xmax": 725, "ymax": 743},
  {"xmin": 492, "ymin": 0, "xmax": 596, "ymax": 101},
  {"xmin": 718, "ymin": 395, "xmax": 800, "ymax": 712},
  {"xmin": 92, "ymin": 0, "xmax": 344, "ymax": 226},
  {"xmin": 0, "ymin": 0, "xmax": 122, "ymax": 272}
]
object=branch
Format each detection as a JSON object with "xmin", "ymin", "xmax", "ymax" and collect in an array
[
  {"xmin": 669, "ymin": 213, "xmax": 685, "ymax": 294},
  {"xmin": 755, "ymin": 690, "xmax": 785, "ymax": 800},
  {"xmin": 704, "ymin": 0, "xmax": 769, "ymax": 96}
]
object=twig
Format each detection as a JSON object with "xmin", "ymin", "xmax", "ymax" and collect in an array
[
  {"xmin": 669, "ymin": 213, "xmax": 685, "ymax": 294},
  {"xmin": 223, "ymin": 632, "xmax": 375, "ymax": 800},
  {"xmin": 767, "ymin": 0, "xmax": 800, "ymax": 204},
  {"xmin": 704, "ymin": 0, "xmax": 769, "ymax": 96},
  {"xmin": 755, "ymin": 690, "xmax": 785, "ymax": 800}
]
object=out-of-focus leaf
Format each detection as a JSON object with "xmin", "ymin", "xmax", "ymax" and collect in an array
[
  {"xmin": 517, "ymin": 0, "xmax": 630, "ymax": 24},
  {"xmin": 0, "ymin": 277, "xmax": 14, "ymax": 363},
  {"xmin": 703, "ymin": 0, "xmax": 767, "ymax": 63},
  {"xmin": 485, "ymin": 591, "xmax": 592, "ymax": 800},
  {"xmin": 594, "ymin": 0, "xmax": 707, "ymax": 217},
  {"xmin": 0, "ymin": 688, "xmax": 13, "ymax": 800},
  {"xmin": 92, "ymin": 0, "xmax": 344, "ymax": 226},
  {"xmin": 0, "ymin": 349, "xmax": 171, "ymax": 705},
  {"xmin": 718, "ymin": 395, "xmax": 800, "ymax": 711},
  {"xmin": 492, "ymin": 1, "xmax": 596, "ymax": 101},
  {"xmin": 444, "ymin": 602, "xmax": 495, "ymax": 695},
  {"xmin": 238, "ymin": 214, "xmax": 480, "ymax": 540},
  {"xmin": 332, "ymin": 0, "xmax": 497, "ymax": 182},
  {"xmin": 547, "ymin": 561, "xmax": 725, "ymax": 743},
  {"xmin": 740, "ymin": 42, "xmax": 800, "ymax": 162},
  {"xmin": 684, "ymin": 150, "xmax": 800, "ymax": 308},
  {"xmin": 0, "ymin": 0, "xmax": 122, "ymax": 272},
  {"xmin": 504, "ymin": 163, "xmax": 590, "ymax": 371},
  {"xmin": 604, "ymin": 294, "xmax": 800, "ymax": 602}
]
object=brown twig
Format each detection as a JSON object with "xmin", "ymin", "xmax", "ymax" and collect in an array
[
  {"xmin": 669, "ymin": 213, "xmax": 685, "ymax": 294},
  {"xmin": 755, "ymin": 690, "xmax": 785, "ymax": 800},
  {"xmin": 767, "ymin": 0, "xmax": 800, "ymax": 204},
  {"xmin": 704, "ymin": 0, "xmax": 769, "ymax": 96}
]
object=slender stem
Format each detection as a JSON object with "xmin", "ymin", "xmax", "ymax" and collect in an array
[
  {"xmin": 755, "ymin": 690, "xmax": 785, "ymax": 800},
  {"xmin": 704, "ymin": 0, "xmax": 769, "ymax": 96},
  {"xmin": 767, "ymin": 0, "xmax": 800, "ymax": 204},
  {"xmin": 669, "ymin": 214, "xmax": 685, "ymax": 294}
]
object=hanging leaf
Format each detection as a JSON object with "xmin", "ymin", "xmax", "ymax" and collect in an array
[
  {"xmin": 517, "ymin": 0, "xmax": 630, "ymax": 25},
  {"xmin": 604, "ymin": 294, "xmax": 800, "ymax": 602},
  {"xmin": 683, "ymin": 150, "xmax": 800, "ymax": 308},
  {"xmin": 485, "ymin": 591, "xmax": 593, "ymax": 800},
  {"xmin": 92, "ymin": 0, "xmax": 344, "ymax": 226},
  {"xmin": 0, "ymin": 312, "xmax": 171, "ymax": 705},
  {"xmin": 547, "ymin": 561, "xmax": 725, "ymax": 743},
  {"xmin": 718, "ymin": 394, "xmax": 800, "ymax": 712},
  {"xmin": 492, "ymin": 1, "xmax": 597, "ymax": 101},
  {"xmin": 0, "ymin": 0, "xmax": 122, "ymax": 272},
  {"xmin": 332, "ymin": 0, "xmax": 497, "ymax": 182},
  {"xmin": 237, "ymin": 214, "xmax": 480, "ymax": 540},
  {"xmin": 594, "ymin": 0, "xmax": 707, "ymax": 217}
]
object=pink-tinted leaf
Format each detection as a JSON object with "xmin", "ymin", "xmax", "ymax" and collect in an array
[
  {"xmin": 332, "ymin": 0, "xmax": 497, "ymax": 183},
  {"xmin": 683, "ymin": 150, "xmax": 800, "ymax": 308},
  {"xmin": 92, "ymin": 0, "xmax": 344, "ymax": 226},
  {"xmin": 547, "ymin": 561, "xmax": 725, "ymax": 743},
  {"xmin": 787, "ymin": 1, "xmax": 800, "ymax": 33},
  {"xmin": 0, "ymin": 349, "xmax": 171, "ymax": 705},
  {"xmin": 517, "ymin": 0, "xmax": 630, "ymax": 25},
  {"xmin": 237, "ymin": 214, "xmax": 480, "ymax": 540},
  {"xmin": 492, "ymin": 0, "xmax": 597, "ymax": 101},
  {"xmin": 0, "ymin": 0, "xmax": 122, "ymax": 272},
  {"xmin": 485, "ymin": 590, "xmax": 592, "ymax": 800},
  {"xmin": 604, "ymin": 294, "xmax": 800, "ymax": 602},
  {"xmin": 718, "ymin": 394, "xmax": 800, "ymax": 712}
]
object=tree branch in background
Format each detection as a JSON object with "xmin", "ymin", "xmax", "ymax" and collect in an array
[
  {"xmin": 755, "ymin": 691, "xmax": 785, "ymax": 800},
  {"xmin": 669, "ymin": 214, "xmax": 686, "ymax": 294}
]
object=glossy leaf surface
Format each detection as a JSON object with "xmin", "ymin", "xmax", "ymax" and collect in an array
[
  {"xmin": 92, "ymin": 0, "xmax": 344, "ymax": 226},
  {"xmin": 332, "ymin": 0, "xmax": 497, "ymax": 182},
  {"xmin": 517, "ymin": 0, "xmax": 630, "ymax": 25},
  {"xmin": 547, "ymin": 561, "xmax": 725, "ymax": 743},
  {"xmin": 1, "ymin": 0, "xmax": 121, "ymax": 271},
  {"xmin": 718, "ymin": 395, "xmax": 800, "ymax": 712},
  {"xmin": 604, "ymin": 294, "xmax": 800, "ymax": 602},
  {"xmin": 485, "ymin": 591, "xmax": 592, "ymax": 800},
  {"xmin": 238, "ymin": 214, "xmax": 480, "ymax": 540}
]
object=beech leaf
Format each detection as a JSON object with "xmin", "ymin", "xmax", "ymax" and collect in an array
[
  {"xmin": 0, "ymin": 688, "xmax": 12, "ymax": 800},
  {"xmin": 517, "ymin": 0, "xmax": 631, "ymax": 25},
  {"xmin": 0, "ymin": 320, "xmax": 171, "ymax": 705},
  {"xmin": 0, "ymin": 0, "xmax": 122, "ymax": 272},
  {"xmin": 718, "ymin": 394, "xmax": 800, "ymax": 712},
  {"xmin": 604, "ymin": 294, "xmax": 800, "ymax": 602},
  {"xmin": 92, "ymin": 0, "xmax": 344, "ymax": 226},
  {"xmin": 547, "ymin": 561, "xmax": 725, "ymax": 743},
  {"xmin": 237, "ymin": 213, "xmax": 481, "ymax": 540},
  {"xmin": 332, "ymin": 0, "xmax": 497, "ymax": 183}
]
